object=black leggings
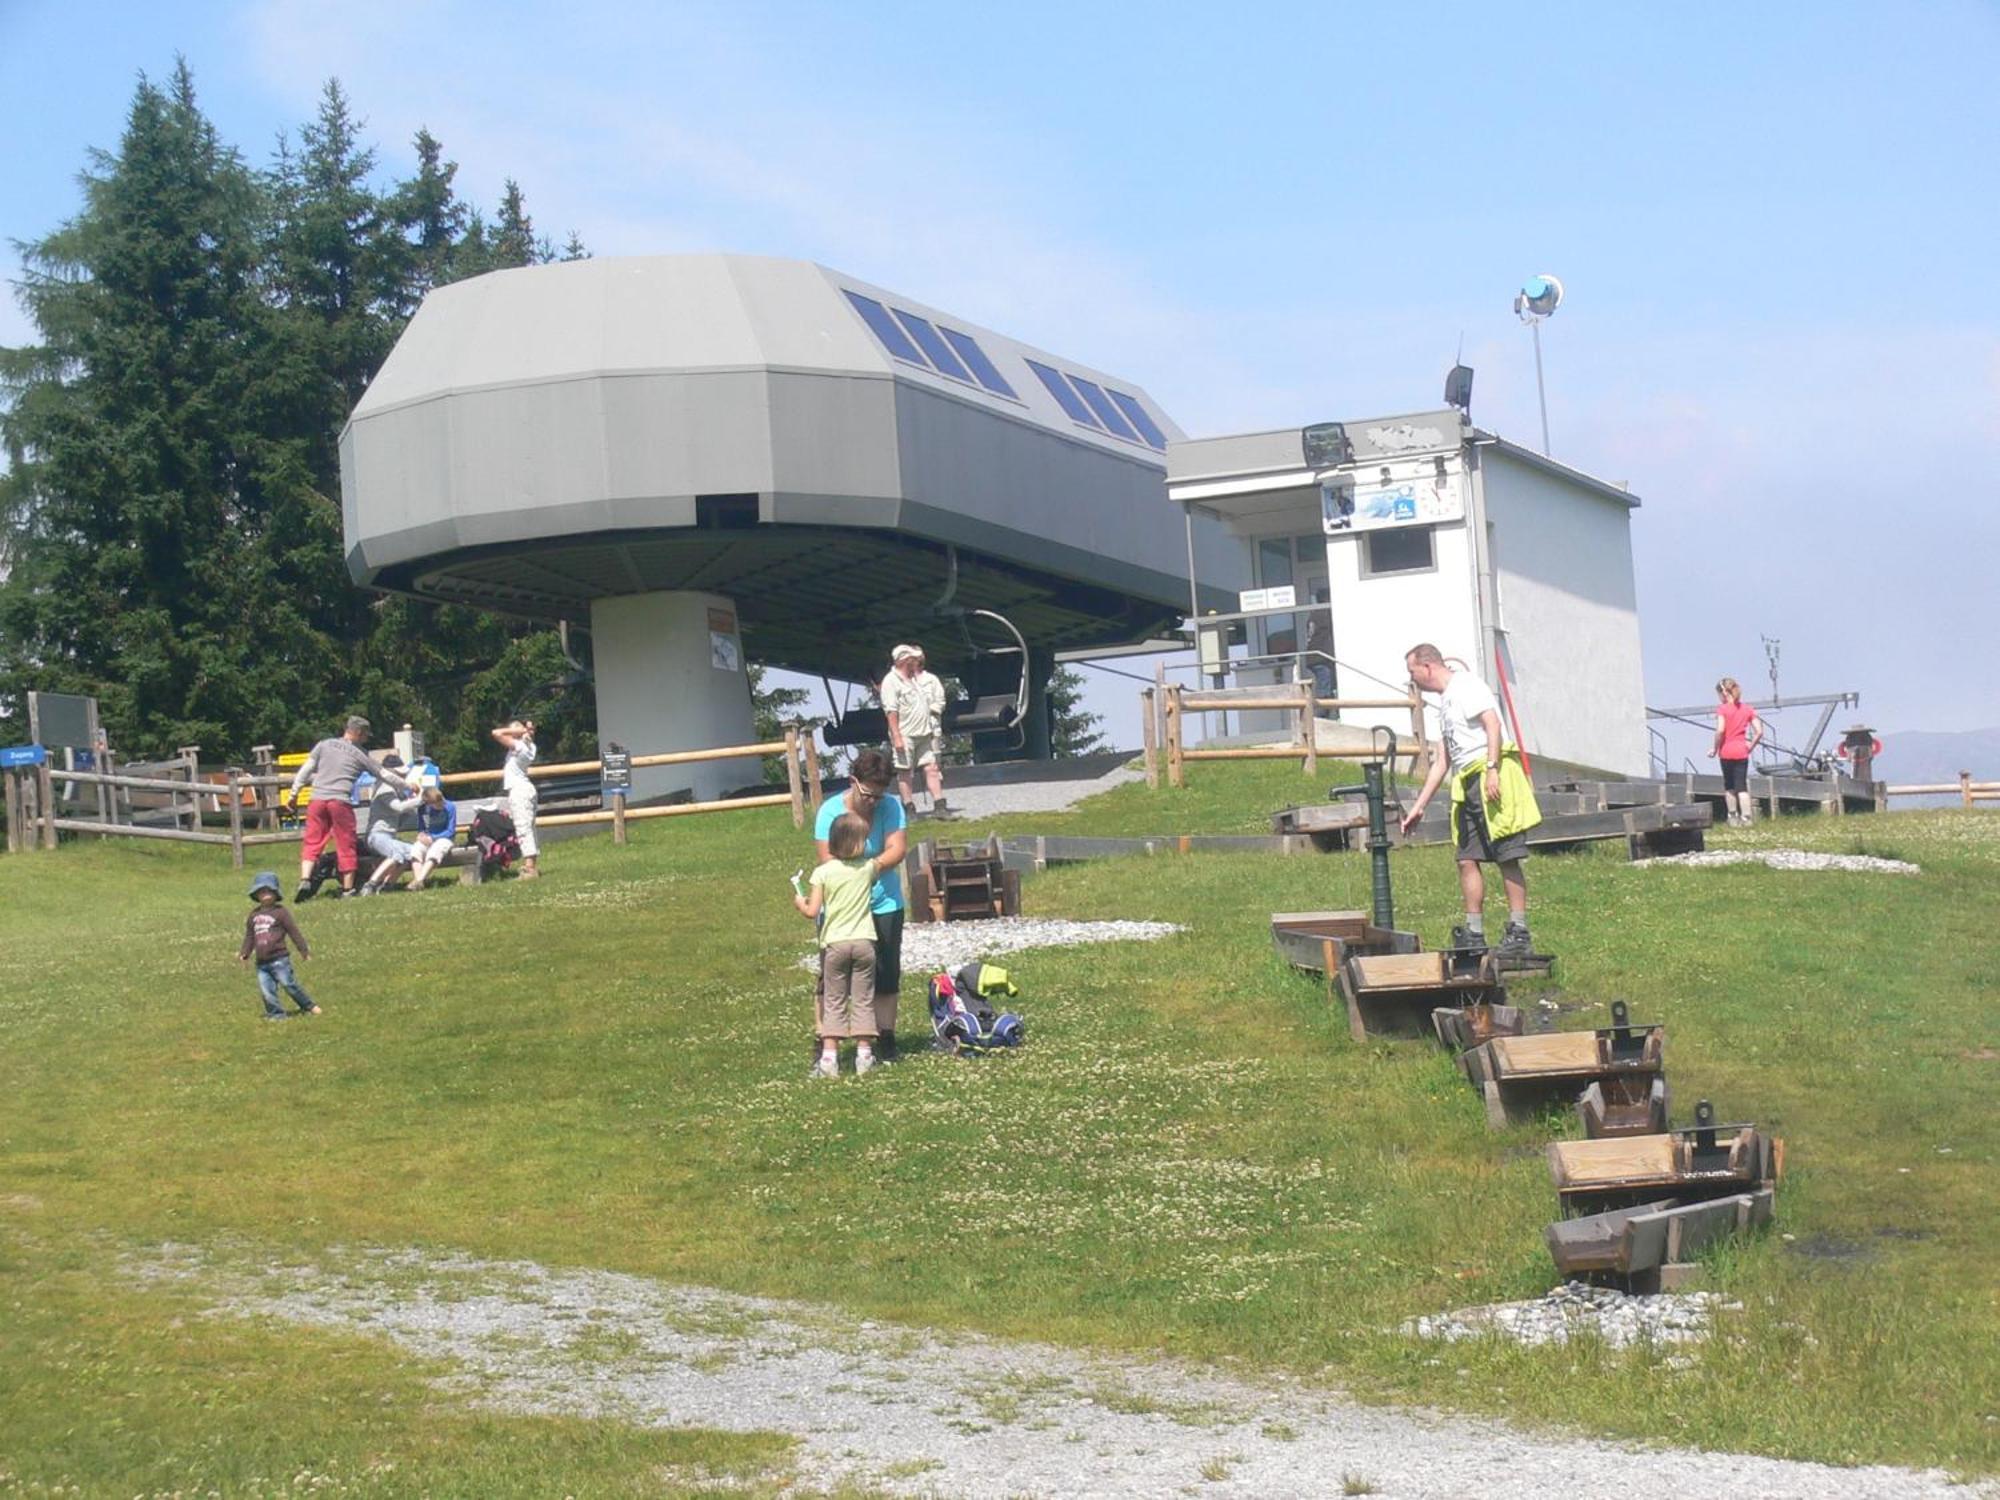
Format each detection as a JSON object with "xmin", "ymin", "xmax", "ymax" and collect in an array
[{"xmin": 1721, "ymin": 758, "xmax": 1749, "ymax": 792}]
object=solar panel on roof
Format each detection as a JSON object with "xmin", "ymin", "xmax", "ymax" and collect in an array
[
  {"xmin": 843, "ymin": 290, "xmax": 928, "ymax": 366},
  {"xmin": 1066, "ymin": 375, "xmax": 1140, "ymax": 441},
  {"xmin": 939, "ymin": 327, "xmax": 1019, "ymax": 398},
  {"xmin": 889, "ymin": 309, "xmax": 974, "ymax": 382},
  {"xmin": 1108, "ymin": 389, "xmax": 1168, "ymax": 449},
  {"xmin": 1025, "ymin": 359, "xmax": 1101, "ymax": 427}
]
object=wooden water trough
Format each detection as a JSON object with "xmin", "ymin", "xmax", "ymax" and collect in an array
[
  {"xmin": 1548, "ymin": 1101, "xmax": 1782, "ymax": 1220},
  {"xmin": 1336, "ymin": 948, "xmax": 1505, "ymax": 1043},
  {"xmin": 908, "ymin": 836, "xmax": 1022, "ymax": 923},
  {"xmin": 1544, "ymin": 1190, "xmax": 1776, "ymax": 1291},
  {"xmin": 1430, "ymin": 1001, "xmax": 1528, "ymax": 1051},
  {"xmin": 1458, "ymin": 1000, "xmax": 1667, "ymax": 1131},
  {"xmin": 1270, "ymin": 911, "xmax": 1419, "ymax": 972}
]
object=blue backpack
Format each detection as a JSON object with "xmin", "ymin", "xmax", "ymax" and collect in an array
[{"xmin": 927, "ymin": 963, "xmax": 1026, "ymax": 1052}]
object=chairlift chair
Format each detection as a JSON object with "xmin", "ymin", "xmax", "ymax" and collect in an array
[
  {"xmin": 819, "ymin": 606, "xmax": 1030, "ymax": 750},
  {"xmin": 940, "ymin": 607, "xmax": 1028, "ymax": 748}
]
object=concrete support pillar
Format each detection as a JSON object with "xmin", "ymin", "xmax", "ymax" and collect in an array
[{"xmin": 589, "ymin": 591, "xmax": 759, "ymax": 803}]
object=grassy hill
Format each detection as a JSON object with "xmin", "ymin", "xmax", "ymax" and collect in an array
[{"xmin": 2, "ymin": 765, "xmax": 1996, "ymax": 1492}]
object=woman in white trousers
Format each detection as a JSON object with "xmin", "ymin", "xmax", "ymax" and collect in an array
[{"xmin": 492, "ymin": 718, "xmax": 541, "ymax": 879}]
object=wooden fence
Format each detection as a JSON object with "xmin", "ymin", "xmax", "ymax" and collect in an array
[
  {"xmin": 2, "ymin": 727, "xmax": 824, "ymax": 866},
  {"xmin": 1879, "ymin": 772, "xmax": 2000, "ymax": 808},
  {"xmin": 1141, "ymin": 681, "xmax": 1432, "ymax": 790}
]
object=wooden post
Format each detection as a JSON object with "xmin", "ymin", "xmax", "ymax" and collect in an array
[
  {"xmin": 783, "ymin": 726, "xmax": 805, "ymax": 829},
  {"xmin": 1874, "ymin": 779, "xmax": 1888, "ymax": 815},
  {"xmin": 228, "ymin": 773, "xmax": 245, "ymax": 868},
  {"xmin": 1300, "ymin": 679, "xmax": 1318, "ymax": 778},
  {"xmin": 102, "ymin": 748, "xmax": 119, "ymax": 824},
  {"xmin": 37, "ymin": 762, "xmax": 58, "ymax": 849},
  {"xmin": 1166, "ymin": 685, "xmax": 1185, "ymax": 789},
  {"xmin": 4, "ymin": 768, "xmax": 19, "ymax": 854},
  {"xmin": 1140, "ymin": 689, "xmax": 1158, "ymax": 789},
  {"xmin": 611, "ymin": 791, "xmax": 628, "ymax": 846},
  {"xmin": 803, "ymin": 733, "xmax": 823, "ymax": 813},
  {"xmin": 1962, "ymin": 770, "xmax": 1974, "ymax": 810},
  {"xmin": 252, "ymin": 745, "xmax": 276, "ymax": 830}
]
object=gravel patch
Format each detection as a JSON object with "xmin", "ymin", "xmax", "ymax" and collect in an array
[
  {"xmin": 128, "ymin": 1244, "xmax": 1988, "ymax": 1500},
  {"xmin": 924, "ymin": 762, "xmax": 1142, "ymax": 820},
  {"xmin": 797, "ymin": 915, "xmax": 1185, "ymax": 976},
  {"xmin": 1402, "ymin": 1282, "xmax": 1737, "ymax": 1349},
  {"xmin": 1640, "ymin": 848, "xmax": 1921, "ymax": 875}
]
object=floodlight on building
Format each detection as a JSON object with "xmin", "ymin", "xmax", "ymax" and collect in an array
[
  {"xmin": 1301, "ymin": 421, "xmax": 1353, "ymax": 469},
  {"xmin": 1512, "ymin": 273, "xmax": 1564, "ymax": 455},
  {"xmin": 1443, "ymin": 362, "xmax": 1474, "ymax": 415}
]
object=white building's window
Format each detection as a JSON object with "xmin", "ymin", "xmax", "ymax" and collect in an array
[{"xmin": 1363, "ymin": 526, "xmax": 1435, "ymax": 576}]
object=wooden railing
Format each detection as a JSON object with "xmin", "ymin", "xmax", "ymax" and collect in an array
[
  {"xmin": 1140, "ymin": 681, "xmax": 1432, "ymax": 789},
  {"xmin": 2, "ymin": 727, "xmax": 824, "ymax": 865},
  {"xmin": 1879, "ymin": 772, "xmax": 2000, "ymax": 808}
]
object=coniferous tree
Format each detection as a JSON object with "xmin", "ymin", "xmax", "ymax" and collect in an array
[
  {"xmin": 1047, "ymin": 665, "xmax": 1109, "ymax": 757},
  {"xmin": 388, "ymin": 128, "xmax": 467, "ymax": 301},
  {"xmin": 491, "ymin": 180, "xmax": 538, "ymax": 269},
  {"xmin": 0, "ymin": 61, "xmax": 301, "ymax": 751},
  {"xmin": 0, "ymin": 64, "xmax": 599, "ymax": 763}
]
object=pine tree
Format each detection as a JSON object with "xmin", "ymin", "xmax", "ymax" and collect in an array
[
  {"xmin": 1047, "ymin": 665, "xmax": 1109, "ymax": 757},
  {"xmin": 0, "ymin": 65, "xmax": 597, "ymax": 764},
  {"xmin": 0, "ymin": 61, "xmax": 296, "ymax": 753},
  {"xmin": 388, "ymin": 128, "xmax": 467, "ymax": 300},
  {"xmin": 491, "ymin": 180, "xmax": 537, "ymax": 268}
]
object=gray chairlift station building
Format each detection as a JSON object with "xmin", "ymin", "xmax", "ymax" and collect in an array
[
  {"xmin": 344, "ymin": 253, "xmax": 1650, "ymax": 794},
  {"xmin": 341, "ymin": 254, "xmax": 1243, "ymax": 798}
]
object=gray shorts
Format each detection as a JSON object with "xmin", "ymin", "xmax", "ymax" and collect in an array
[{"xmin": 1455, "ymin": 773, "xmax": 1530, "ymax": 865}]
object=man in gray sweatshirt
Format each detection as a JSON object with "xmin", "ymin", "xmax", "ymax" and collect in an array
[{"xmin": 284, "ymin": 716, "xmax": 410, "ymax": 899}]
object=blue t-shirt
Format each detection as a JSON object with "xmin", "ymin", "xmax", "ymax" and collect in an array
[
  {"xmin": 813, "ymin": 790, "xmax": 906, "ymax": 915},
  {"xmin": 417, "ymin": 798, "xmax": 458, "ymax": 841}
]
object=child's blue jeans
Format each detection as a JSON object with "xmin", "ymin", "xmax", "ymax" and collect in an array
[{"xmin": 255, "ymin": 956, "xmax": 315, "ymax": 1017}]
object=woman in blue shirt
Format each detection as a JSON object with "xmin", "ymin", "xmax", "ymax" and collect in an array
[{"xmin": 407, "ymin": 781, "xmax": 460, "ymax": 890}]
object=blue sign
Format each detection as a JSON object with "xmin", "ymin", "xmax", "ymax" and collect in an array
[{"xmin": 1, "ymin": 744, "xmax": 48, "ymax": 768}]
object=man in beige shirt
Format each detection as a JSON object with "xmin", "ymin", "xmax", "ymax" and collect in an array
[{"xmin": 881, "ymin": 643, "xmax": 947, "ymax": 812}]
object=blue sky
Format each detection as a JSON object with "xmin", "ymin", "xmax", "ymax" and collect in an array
[{"xmin": 4, "ymin": 0, "xmax": 1997, "ymax": 759}]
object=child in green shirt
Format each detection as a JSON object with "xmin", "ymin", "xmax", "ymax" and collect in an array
[{"xmin": 795, "ymin": 812, "xmax": 895, "ymax": 1077}]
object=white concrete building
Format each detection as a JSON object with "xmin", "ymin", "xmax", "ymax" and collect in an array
[{"xmin": 1167, "ymin": 408, "xmax": 1648, "ymax": 775}]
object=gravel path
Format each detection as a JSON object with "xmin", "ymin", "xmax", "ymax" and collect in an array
[
  {"xmin": 923, "ymin": 762, "xmax": 1142, "ymax": 820},
  {"xmin": 131, "ymin": 1245, "xmax": 1988, "ymax": 1500},
  {"xmin": 1639, "ymin": 848, "xmax": 1921, "ymax": 875},
  {"xmin": 797, "ymin": 915, "xmax": 1185, "ymax": 978}
]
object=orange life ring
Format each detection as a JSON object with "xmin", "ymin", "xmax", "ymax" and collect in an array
[{"xmin": 1834, "ymin": 737, "xmax": 1883, "ymax": 760}]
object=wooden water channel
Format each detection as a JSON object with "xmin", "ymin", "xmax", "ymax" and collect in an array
[{"xmin": 1270, "ymin": 904, "xmax": 1785, "ymax": 1289}]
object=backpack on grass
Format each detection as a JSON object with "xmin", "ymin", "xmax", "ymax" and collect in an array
[
  {"xmin": 469, "ymin": 806, "xmax": 521, "ymax": 872},
  {"xmin": 927, "ymin": 962, "xmax": 1025, "ymax": 1053}
]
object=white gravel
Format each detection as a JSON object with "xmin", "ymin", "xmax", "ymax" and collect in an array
[
  {"xmin": 129, "ymin": 1245, "xmax": 1988, "ymax": 1500},
  {"xmin": 796, "ymin": 915, "xmax": 1185, "ymax": 976},
  {"xmin": 1639, "ymin": 849, "xmax": 1921, "ymax": 875},
  {"xmin": 1402, "ymin": 1282, "xmax": 1736, "ymax": 1349}
]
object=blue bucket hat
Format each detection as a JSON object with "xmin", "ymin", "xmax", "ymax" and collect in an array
[{"xmin": 248, "ymin": 871, "xmax": 283, "ymax": 902}]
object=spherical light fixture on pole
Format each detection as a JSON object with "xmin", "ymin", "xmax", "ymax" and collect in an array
[{"xmin": 1512, "ymin": 274, "xmax": 1564, "ymax": 456}]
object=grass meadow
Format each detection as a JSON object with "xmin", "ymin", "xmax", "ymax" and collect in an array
[{"xmin": 2, "ymin": 762, "xmax": 1996, "ymax": 1493}]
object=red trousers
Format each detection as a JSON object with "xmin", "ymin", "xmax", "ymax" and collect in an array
[{"xmin": 301, "ymin": 797, "xmax": 359, "ymax": 872}]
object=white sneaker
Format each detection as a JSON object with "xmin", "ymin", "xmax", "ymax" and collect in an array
[
  {"xmin": 854, "ymin": 1050, "xmax": 877, "ymax": 1076},
  {"xmin": 814, "ymin": 1054, "xmax": 839, "ymax": 1079}
]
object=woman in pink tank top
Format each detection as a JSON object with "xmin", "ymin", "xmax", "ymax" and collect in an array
[{"xmin": 1708, "ymin": 677, "xmax": 1764, "ymax": 827}]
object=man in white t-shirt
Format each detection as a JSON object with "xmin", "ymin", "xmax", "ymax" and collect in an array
[
  {"xmin": 881, "ymin": 643, "xmax": 947, "ymax": 813},
  {"xmin": 1397, "ymin": 642, "xmax": 1530, "ymax": 955}
]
